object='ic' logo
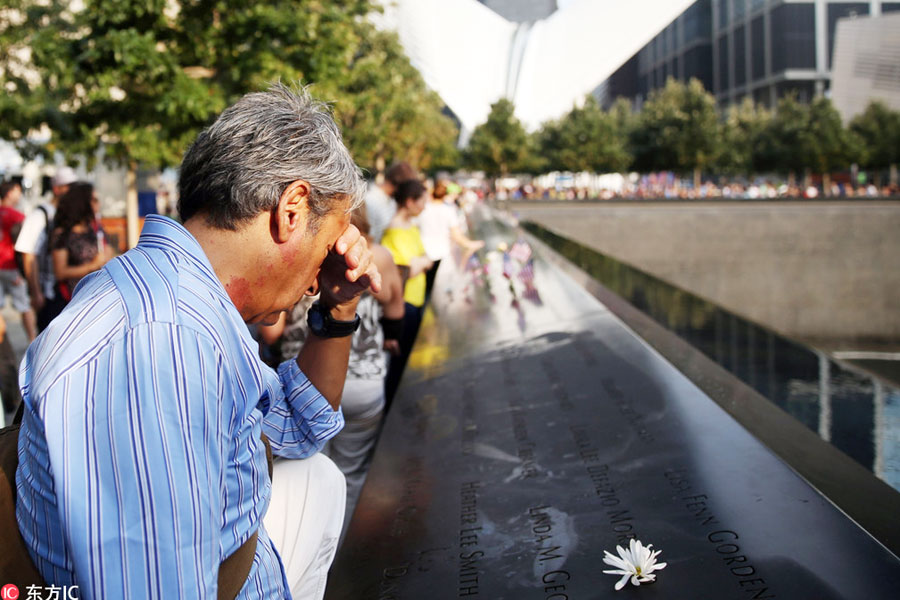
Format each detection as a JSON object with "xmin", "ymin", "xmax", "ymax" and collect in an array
[{"xmin": 1, "ymin": 584, "xmax": 19, "ymax": 600}]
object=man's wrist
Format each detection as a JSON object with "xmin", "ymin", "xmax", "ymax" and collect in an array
[
  {"xmin": 321, "ymin": 297, "xmax": 359, "ymax": 321},
  {"xmin": 307, "ymin": 299, "xmax": 360, "ymax": 338}
]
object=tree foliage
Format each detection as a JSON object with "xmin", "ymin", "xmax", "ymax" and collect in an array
[
  {"xmin": 537, "ymin": 95, "xmax": 631, "ymax": 174},
  {"xmin": 850, "ymin": 100, "xmax": 900, "ymax": 171},
  {"xmin": 806, "ymin": 96, "xmax": 862, "ymax": 176},
  {"xmin": 717, "ymin": 97, "xmax": 771, "ymax": 175},
  {"xmin": 0, "ymin": 0, "xmax": 457, "ymax": 174},
  {"xmin": 464, "ymin": 98, "xmax": 535, "ymax": 177},
  {"xmin": 630, "ymin": 78, "xmax": 721, "ymax": 176},
  {"xmin": 752, "ymin": 94, "xmax": 815, "ymax": 176},
  {"xmin": 333, "ymin": 28, "xmax": 458, "ymax": 176}
]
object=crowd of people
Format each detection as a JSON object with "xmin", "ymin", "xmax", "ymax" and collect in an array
[
  {"xmin": 252, "ymin": 159, "xmax": 483, "ymax": 544},
  {"xmin": 0, "ymin": 84, "xmax": 484, "ymax": 599},
  {"xmin": 493, "ymin": 176, "xmax": 900, "ymax": 202},
  {"xmin": 0, "ymin": 169, "xmax": 113, "ymax": 423}
]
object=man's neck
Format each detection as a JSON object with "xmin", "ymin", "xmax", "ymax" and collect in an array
[{"xmin": 184, "ymin": 213, "xmax": 275, "ymax": 318}]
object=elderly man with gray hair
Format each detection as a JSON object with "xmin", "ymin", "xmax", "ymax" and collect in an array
[{"xmin": 13, "ymin": 84, "xmax": 379, "ymax": 599}]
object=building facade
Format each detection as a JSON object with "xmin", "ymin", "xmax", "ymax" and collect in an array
[{"xmin": 598, "ymin": 0, "xmax": 900, "ymax": 109}]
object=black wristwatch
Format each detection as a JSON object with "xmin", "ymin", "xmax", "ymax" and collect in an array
[{"xmin": 307, "ymin": 301, "xmax": 361, "ymax": 338}]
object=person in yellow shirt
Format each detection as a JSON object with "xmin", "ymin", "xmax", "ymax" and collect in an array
[{"xmin": 381, "ymin": 179, "xmax": 433, "ymax": 405}]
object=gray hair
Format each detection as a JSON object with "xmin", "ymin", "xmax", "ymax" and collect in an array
[{"xmin": 178, "ymin": 82, "xmax": 365, "ymax": 231}]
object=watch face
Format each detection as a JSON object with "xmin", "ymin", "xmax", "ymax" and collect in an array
[{"xmin": 308, "ymin": 306, "xmax": 326, "ymax": 334}]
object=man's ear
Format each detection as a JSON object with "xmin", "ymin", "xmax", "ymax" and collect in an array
[{"xmin": 274, "ymin": 179, "xmax": 312, "ymax": 243}]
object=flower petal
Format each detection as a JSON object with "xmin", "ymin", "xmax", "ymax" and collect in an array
[
  {"xmin": 650, "ymin": 561, "xmax": 667, "ymax": 571},
  {"xmin": 603, "ymin": 569, "xmax": 630, "ymax": 576},
  {"xmin": 631, "ymin": 574, "xmax": 641, "ymax": 587},
  {"xmin": 615, "ymin": 573, "xmax": 630, "ymax": 591},
  {"xmin": 603, "ymin": 554, "xmax": 629, "ymax": 571}
]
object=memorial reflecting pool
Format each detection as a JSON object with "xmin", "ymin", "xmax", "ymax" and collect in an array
[{"xmin": 523, "ymin": 221, "xmax": 900, "ymax": 493}]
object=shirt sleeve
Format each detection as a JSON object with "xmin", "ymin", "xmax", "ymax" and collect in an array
[
  {"xmin": 259, "ymin": 358, "xmax": 344, "ymax": 459},
  {"xmin": 39, "ymin": 323, "xmax": 226, "ymax": 598}
]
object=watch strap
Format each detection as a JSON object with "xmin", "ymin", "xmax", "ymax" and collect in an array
[{"xmin": 307, "ymin": 300, "xmax": 360, "ymax": 338}]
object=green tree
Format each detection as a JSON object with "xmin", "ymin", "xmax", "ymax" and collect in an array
[
  {"xmin": 464, "ymin": 98, "xmax": 534, "ymax": 177},
  {"xmin": 754, "ymin": 94, "xmax": 815, "ymax": 181},
  {"xmin": 807, "ymin": 96, "xmax": 861, "ymax": 193},
  {"xmin": 0, "ymin": 0, "xmax": 457, "ymax": 242},
  {"xmin": 608, "ymin": 96, "xmax": 637, "ymax": 168},
  {"xmin": 717, "ymin": 97, "xmax": 771, "ymax": 176},
  {"xmin": 537, "ymin": 95, "xmax": 631, "ymax": 174},
  {"xmin": 631, "ymin": 78, "xmax": 721, "ymax": 188},
  {"xmin": 850, "ymin": 100, "xmax": 900, "ymax": 185}
]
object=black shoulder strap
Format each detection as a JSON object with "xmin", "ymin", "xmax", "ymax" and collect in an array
[{"xmin": 36, "ymin": 205, "xmax": 50, "ymax": 234}]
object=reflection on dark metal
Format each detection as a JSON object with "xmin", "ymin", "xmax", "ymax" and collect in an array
[{"xmin": 523, "ymin": 220, "xmax": 900, "ymax": 492}]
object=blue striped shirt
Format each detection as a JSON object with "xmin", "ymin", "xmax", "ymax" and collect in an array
[{"xmin": 15, "ymin": 215, "xmax": 344, "ymax": 599}]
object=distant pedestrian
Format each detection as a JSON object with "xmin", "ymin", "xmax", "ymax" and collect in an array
[
  {"xmin": 14, "ymin": 166, "xmax": 76, "ymax": 331},
  {"xmin": 50, "ymin": 182, "xmax": 113, "ymax": 305},
  {"xmin": 381, "ymin": 179, "xmax": 433, "ymax": 404},
  {"xmin": 365, "ymin": 161, "xmax": 418, "ymax": 243},
  {"xmin": 0, "ymin": 180, "xmax": 36, "ymax": 340},
  {"xmin": 418, "ymin": 180, "xmax": 484, "ymax": 301}
]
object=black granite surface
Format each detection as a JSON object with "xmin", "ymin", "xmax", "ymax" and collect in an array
[{"xmin": 326, "ymin": 209, "xmax": 900, "ymax": 599}]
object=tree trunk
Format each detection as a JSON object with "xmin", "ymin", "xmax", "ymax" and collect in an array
[
  {"xmin": 126, "ymin": 161, "xmax": 139, "ymax": 249},
  {"xmin": 890, "ymin": 164, "xmax": 898, "ymax": 187},
  {"xmin": 693, "ymin": 167, "xmax": 701, "ymax": 191},
  {"xmin": 823, "ymin": 172, "xmax": 831, "ymax": 197}
]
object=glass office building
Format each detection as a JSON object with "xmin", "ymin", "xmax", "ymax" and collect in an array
[{"xmin": 598, "ymin": 0, "xmax": 900, "ymax": 109}]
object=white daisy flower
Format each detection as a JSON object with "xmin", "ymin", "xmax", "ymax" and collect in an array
[{"xmin": 602, "ymin": 538, "xmax": 668, "ymax": 590}]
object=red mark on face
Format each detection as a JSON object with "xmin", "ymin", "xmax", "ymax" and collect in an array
[{"xmin": 225, "ymin": 277, "xmax": 252, "ymax": 313}]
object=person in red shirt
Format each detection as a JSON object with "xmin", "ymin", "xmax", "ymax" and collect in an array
[{"xmin": 0, "ymin": 181, "xmax": 36, "ymax": 342}]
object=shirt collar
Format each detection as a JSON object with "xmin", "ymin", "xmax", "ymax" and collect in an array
[{"xmin": 137, "ymin": 215, "xmax": 227, "ymax": 298}]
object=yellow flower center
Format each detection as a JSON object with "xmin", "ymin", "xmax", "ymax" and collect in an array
[{"xmin": 635, "ymin": 566, "xmax": 642, "ymax": 576}]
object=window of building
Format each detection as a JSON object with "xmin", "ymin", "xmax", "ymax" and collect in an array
[
  {"xmin": 883, "ymin": 3, "xmax": 900, "ymax": 14},
  {"xmin": 827, "ymin": 3, "xmax": 870, "ymax": 69},
  {"xmin": 771, "ymin": 3, "xmax": 816, "ymax": 72},
  {"xmin": 718, "ymin": 0, "xmax": 729, "ymax": 29},
  {"xmin": 751, "ymin": 0, "xmax": 766, "ymax": 13},
  {"xmin": 718, "ymin": 35, "xmax": 730, "ymax": 92},
  {"xmin": 684, "ymin": 0, "xmax": 713, "ymax": 43},
  {"xmin": 751, "ymin": 16, "xmax": 765, "ymax": 80},
  {"xmin": 734, "ymin": 0, "xmax": 745, "ymax": 22},
  {"xmin": 684, "ymin": 44, "xmax": 714, "ymax": 91},
  {"xmin": 753, "ymin": 86, "xmax": 771, "ymax": 108},
  {"xmin": 734, "ymin": 24, "xmax": 747, "ymax": 87}
]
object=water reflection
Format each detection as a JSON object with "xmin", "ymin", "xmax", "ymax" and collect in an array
[{"xmin": 523, "ymin": 221, "xmax": 900, "ymax": 492}]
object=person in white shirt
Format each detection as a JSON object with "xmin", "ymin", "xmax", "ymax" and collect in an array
[
  {"xmin": 417, "ymin": 180, "xmax": 484, "ymax": 300},
  {"xmin": 14, "ymin": 166, "xmax": 76, "ymax": 331}
]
